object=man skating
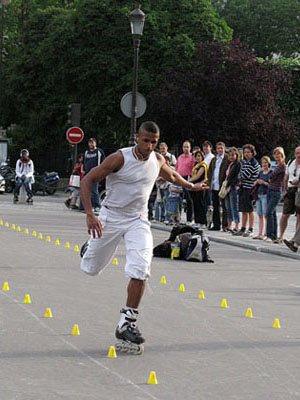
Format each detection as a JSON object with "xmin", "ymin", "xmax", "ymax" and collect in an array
[
  {"xmin": 80, "ymin": 121, "xmax": 206, "ymax": 353},
  {"xmin": 14, "ymin": 149, "xmax": 34, "ymax": 204}
]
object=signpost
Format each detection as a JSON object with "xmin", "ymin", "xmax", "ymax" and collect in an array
[{"xmin": 66, "ymin": 127, "xmax": 84, "ymax": 168}]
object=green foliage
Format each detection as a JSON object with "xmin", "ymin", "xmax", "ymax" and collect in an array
[
  {"xmin": 215, "ymin": 0, "xmax": 300, "ymax": 58},
  {"xmin": 2, "ymin": 0, "xmax": 232, "ymax": 152}
]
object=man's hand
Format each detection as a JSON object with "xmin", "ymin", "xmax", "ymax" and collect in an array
[
  {"xmin": 86, "ymin": 214, "xmax": 103, "ymax": 239},
  {"xmin": 193, "ymin": 182, "xmax": 209, "ymax": 191},
  {"xmin": 21, "ymin": 175, "xmax": 26, "ymax": 180},
  {"xmin": 291, "ymin": 179, "xmax": 299, "ymax": 186}
]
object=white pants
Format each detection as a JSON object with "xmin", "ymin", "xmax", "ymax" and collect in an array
[{"xmin": 80, "ymin": 207, "xmax": 153, "ymax": 280}]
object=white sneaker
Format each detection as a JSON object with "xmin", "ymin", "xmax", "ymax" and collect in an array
[
  {"xmin": 199, "ymin": 224, "xmax": 207, "ymax": 229},
  {"xmin": 93, "ymin": 207, "xmax": 100, "ymax": 213},
  {"xmin": 243, "ymin": 230, "xmax": 254, "ymax": 237}
]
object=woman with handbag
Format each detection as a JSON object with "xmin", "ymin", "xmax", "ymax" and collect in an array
[
  {"xmin": 65, "ymin": 154, "xmax": 84, "ymax": 209},
  {"xmin": 252, "ymin": 156, "xmax": 272, "ymax": 240},
  {"xmin": 265, "ymin": 147, "xmax": 286, "ymax": 243},
  {"xmin": 189, "ymin": 150, "xmax": 208, "ymax": 228},
  {"xmin": 223, "ymin": 147, "xmax": 241, "ymax": 233}
]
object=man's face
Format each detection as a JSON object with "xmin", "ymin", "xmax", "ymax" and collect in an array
[
  {"xmin": 21, "ymin": 152, "xmax": 29, "ymax": 160},
  {"xmin": 183, "ymin": 142, "xmax": 191, "ymax": 155},
  {"xmin": 216, "ymin": 145, "xmax": 225, "ymax": 156},
  {"xmin": 136, "ymin": 130, "xmax": 159, "ymax": 158},
  {"xmin": 159, "ymin": 144, "xmax": 167, "ymax": 155},
  {"xmin": 295, "ymin": 147, "xmax": 300, "ymax": 161},
  {"xmin": 88, "ymin": 140, "xmax": 96, "ymax": 150},
  {"xmin": 203, "ymin": 144, "xmax": 211, "ymax": 154},
  {"xmin": 244, "ymin": 148, "xmax": 252, "ymax": 160}
]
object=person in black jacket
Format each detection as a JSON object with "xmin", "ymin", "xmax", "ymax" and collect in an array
[{"xmin": 225, "ymin": 147, "xmax": 241, "ymax": 233}]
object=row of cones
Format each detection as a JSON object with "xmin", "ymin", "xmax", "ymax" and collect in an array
[
  {"xmin": 158, "ymin": 276, "xmax": 281, "ymax": 327},
  {"xmin": 0, "ymin": 220, "xmax": 81, "ymax": 252}
]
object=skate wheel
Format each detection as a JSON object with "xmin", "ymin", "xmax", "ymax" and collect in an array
[{"xmin": 136, "ymin": 344, "xmax": 144, "ymax": 355}]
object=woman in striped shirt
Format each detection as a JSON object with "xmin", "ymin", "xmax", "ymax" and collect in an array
[{"xmin": 234, "ymin": 144, "xmax": 260, "ymax": 237}]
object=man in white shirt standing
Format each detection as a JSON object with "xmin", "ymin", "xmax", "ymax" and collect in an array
[
  {"xmin": 14, "ymin": 149, "xmax": 34, "ymax": 203},
  {"xmin": 207, "ymin": 142, "xmax": 230, "ymax": 230},
  {"xmin": 202, "ymin": 140, "xmax": 215, "ymax": 167}
]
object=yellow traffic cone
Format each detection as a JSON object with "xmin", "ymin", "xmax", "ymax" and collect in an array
[
  {"xmin": 221, "ymin": 298, "xmax": 228, "ymax": 308},
  {"xmin": 24, "ymin": 294, "xmax": 32, "ymax": 304},
  {"xmin": 46, "ymin": 236, "xmax": 51, "ymax": 242},
  {"xmin": 72, "ymin": 324, "xmax": 80, "ymax": 335},
  {"xmin": 55, "ymin": 239, "xmax": 60, "ymax": 246},
  {"xmin": 0, "ymin": 220, "xmax": 3, "ymax": 225},
  {"xmin": 2, "ymin": 282, "xmax": 9, "ymax": 291},
  {"xmin": 160, "ymin": 275, "xmax": 166, "ymax": 284},
  {"xmin": 112, "ymin": 258, "xmax": 118, "ymax": 265},
  {"xmin": 16, "ymin": 226, "xmax": 21, "ymax": 232},
  {"xmin": 38, "ymin": 233, "xmax": 43, "ymax": 239},
  {"xmin": 147, "ymin": 371, "xmax": 158, "ymax": 385},
  {"xmin": 107, "ymin": 346, "xmax": 117, "ymax": 358},
  {"xmin": 32, "ymin": 231, "xmax": 37, "ymax": 237},
  {"xmin": 198, "ymin": 290, "xmax": 205, "ymax": 299},
  {"xmin": 24, "ymin": 228, "xmax": 29, "ymax": 234},
  {"xmin": 44, "ymin": 308, "xmax": 53, "ymax": 318},
  {"xmin": 11, "ymin": 224, "xmax": 16, "ymax": 230},
  {"xmin": 272, "ymin": 318, "xmax": 281, "ymax": 328},
  {"xmin": 5, "ymin": 222, "xmax": 9, "ymax": 227},
  {"xmin": 74, "ymin": 245, "xmax": 79, "ymax": 252},
  {"xmin": 245, "ymin": 308, "xmax": 253, "ymax": 318},
  {"xmin": 179, "ymin": 283, "xmax": 185, "ymax": 292},
  {"xmin": 65, "ymin": 242, "xmax": 70, "ymax": 248}
]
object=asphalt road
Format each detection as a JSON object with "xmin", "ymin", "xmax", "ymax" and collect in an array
[{"xmin": 1, "ymin": 193, "xmax": 300, "ymax": 400}]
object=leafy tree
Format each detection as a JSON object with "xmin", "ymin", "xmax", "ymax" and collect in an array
[
  {"xmin": 214, "ymin": 0, "xmax": 300, "ymax": 58},
  {"xmin": 147, "ymin": 40, "xmax": 298, "ymax": 155},
  {"xmin": 2, "ymin": 0, "xmax": 232, "ymax": 155}
]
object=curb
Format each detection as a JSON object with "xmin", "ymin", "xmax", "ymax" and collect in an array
[{"xmin": 151, "ymin": 223, "xmax": 300, "ymax": 262}]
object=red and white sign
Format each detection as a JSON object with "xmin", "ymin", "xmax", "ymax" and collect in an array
[{"xmin": 66, "ymin": 127, "xmax": 84, "ymax": 144}]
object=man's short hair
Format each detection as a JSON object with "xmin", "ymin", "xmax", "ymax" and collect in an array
[
  {"xmin": 159, "ymin": 142, "xmax": 168, "ymax": 147},
  {"xmin": 183, "ymin": 140, "xmax": 191, "ymax": 146},
  {"xmin": 243, "ymin": 144, "xmax": 256, "ymax": 156},
  {"xmin": 202, "ymin": 140, "xmax": 212, "ymax": 148},
  {"xmin": 216, "ymin": 141, "xmax": 225, "ymax": 148},
  {"xmin": 88, "ymin": 137, "xmax": 97, "ymax": 143},
  {"xmin": 138, "ymin": 121, "xmax": 160, "ymax": 135}
]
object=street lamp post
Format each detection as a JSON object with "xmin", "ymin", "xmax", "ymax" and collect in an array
[
  {"xmin": 129, "ymin": 4, "xmax": 145, "ymax": 145},
  {"xmin": 0, "ymin": 0, "xmax": 10, "ymax": 128}
]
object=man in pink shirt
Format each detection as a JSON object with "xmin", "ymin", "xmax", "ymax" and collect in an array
[{"xmin": 175, "ymin": 140, "xmax": 195, "ymax": 222}]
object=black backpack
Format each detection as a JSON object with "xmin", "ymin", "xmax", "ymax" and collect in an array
[{"xmin": 153, "ymin": 225, "xmax": 214, "ymax": 263}]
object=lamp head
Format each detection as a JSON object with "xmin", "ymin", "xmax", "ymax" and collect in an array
[{"xmin": 129, "ymin": 5, "xmax": 145, "ymax": 37}]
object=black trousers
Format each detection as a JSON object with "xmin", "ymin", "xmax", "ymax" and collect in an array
[
  {"xmin": 212, "ymin": 190, "xmax": 227, "ymax": 229},
  {"xmin": 191, "ymin": 191, "xmax": 207, "ymax": 224}
]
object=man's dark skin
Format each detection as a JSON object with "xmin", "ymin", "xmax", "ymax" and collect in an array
[{"xmin": 80, "ymin": 129, "xmax": 208, "ymax": 309}]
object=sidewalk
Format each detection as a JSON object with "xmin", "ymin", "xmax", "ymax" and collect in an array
[{"xmin": 151, "ymin": 209, "xmax": 300, "ymax": 261}]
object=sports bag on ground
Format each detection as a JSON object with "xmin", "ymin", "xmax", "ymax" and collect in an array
[{"xmin": 153, "ymin": 225, "xmax": 214, "ymax": 263}]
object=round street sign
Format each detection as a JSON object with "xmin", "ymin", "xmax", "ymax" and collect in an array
[
  {"xmin": 66, "ymin": 127, "xmax": 84, "ymax": 144},
  {"xmin": 120, "ymin": 92, "xmax": 147, "ymax": 118}
]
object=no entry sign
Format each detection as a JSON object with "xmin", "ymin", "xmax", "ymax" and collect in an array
[{"xmin": 66, "ymin": 127, "xmax": 84, "ymax": 144}]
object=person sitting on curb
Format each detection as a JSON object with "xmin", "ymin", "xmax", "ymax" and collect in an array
[{"xmin": 14, "ymin": 149, "xmax": 34, "ymax": 204}]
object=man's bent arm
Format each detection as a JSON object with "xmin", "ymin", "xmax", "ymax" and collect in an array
[
  {"xmin": 159, "ymin": 161, "xmax": 206, "ymax": 190},
  {"xmin": 80, "ymin": 151, "xmax": 124, "ymax": 237}
]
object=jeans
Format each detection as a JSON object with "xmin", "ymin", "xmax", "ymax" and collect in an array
[
  {"xmin": 168, "ymin": 195, "xmax": 182, "ymax": 218},
  {"xmin": 91, "ymin": 183, "xmax": 100, "ymax": 208},
  {"xmin": 79, "ymin": 183, "xmax": 100, "ymax": 210},
  {"xmin": 256, "ymin": 193, "xmax": 268, "ymax": 216},
  {"xmin": 225, "ymin": 189, "xmax": 239, "ymax": 224},
  {"xmin": 266, "ymin": 190, "xmax": 281, "ymax": 240},
  {"xmin": 14, "ymin": 177, "xmax": 32, "ymax": 197},
  {"xmin": 154, "ymin": 188, "xmax": 169, "ymax": 221}
]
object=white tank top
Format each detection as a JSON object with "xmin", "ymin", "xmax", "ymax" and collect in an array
[{"xmin": 103, "ymin": 147, "xmax": 160, "ymax": 217}]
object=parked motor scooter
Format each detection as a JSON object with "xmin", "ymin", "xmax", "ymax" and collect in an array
[
  {"xmin": 0, "ymin": 173, "xmax": 5, "ymax": 193},
  {"xmin": 0, "ymin": 165, "xmax": 16, "ymax": 193},
  {"xmin": 31, "ymin": 171, "xmax": 60, "ymax": 195}
]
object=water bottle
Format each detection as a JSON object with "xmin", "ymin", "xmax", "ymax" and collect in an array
[{"xmin": 171, "ymin": 236, "xmax": 180, "ymax": 259}]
